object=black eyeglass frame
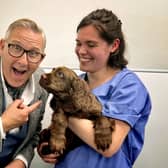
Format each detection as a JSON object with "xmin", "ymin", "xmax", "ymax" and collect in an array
[{"xmin": 7, "ymin": 43, "xmax": 45, "ymax": 63}]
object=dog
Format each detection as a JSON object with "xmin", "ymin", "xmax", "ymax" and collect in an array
[{"xmin": 39, "ymin": 66, "xmax": 115, "ymax": 159}]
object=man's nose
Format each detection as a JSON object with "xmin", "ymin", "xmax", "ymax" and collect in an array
[{"xmin": 17, "ymin": 52, "xmax": 28, "ymax": 64}]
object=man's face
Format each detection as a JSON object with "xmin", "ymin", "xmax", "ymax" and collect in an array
[{"xmin": 0, "ymin": 27, "xmax": 45, "ymax": 87}]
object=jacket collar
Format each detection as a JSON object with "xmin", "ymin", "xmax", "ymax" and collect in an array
[{"xmin": 0, "ymin": 59, "xmax": 35, "ymax": 108}]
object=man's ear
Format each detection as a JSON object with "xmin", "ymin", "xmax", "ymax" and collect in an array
[
  {"xmin": 0, "ymin": 39, "xmax": 5, "ymax": 48},
  {"xmin": 0, "ymin": 39, "xmax": 5, "ymax": 56},
  {"xmin": 110, "ymin": 38, "xmax": 120, "ymax": 53}
]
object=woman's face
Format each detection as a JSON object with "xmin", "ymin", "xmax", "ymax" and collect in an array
[{"xmin": 75, "ymin": 25, "xmax": 113, "ymax": 73}]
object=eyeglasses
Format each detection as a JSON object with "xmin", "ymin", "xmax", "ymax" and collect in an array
[{"xmin": 7, "ymin": 43, "xmax": 45, "ymax": 63}]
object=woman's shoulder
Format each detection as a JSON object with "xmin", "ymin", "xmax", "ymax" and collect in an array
[
  {"xmin": 115, "ymin": 68, "xmax": 144, "ymax": 85},
  {"xmin": 104, "ymin": 68, "xmax": 149, "ymax": 96}
]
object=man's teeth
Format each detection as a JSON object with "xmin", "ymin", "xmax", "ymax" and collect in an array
[{"xmin": 13, "ymin": 68, "xmax": 26, "ymax": 74}]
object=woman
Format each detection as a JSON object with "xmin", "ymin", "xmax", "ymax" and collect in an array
[{"xmin": 38, "ymin": 8, "xmax": 151, "ymax": 168}]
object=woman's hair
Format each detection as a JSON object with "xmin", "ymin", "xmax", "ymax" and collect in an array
[
  {"xmin": 77, "ymin": 8, "xmax": 128, "ymax": 69},
  {"xmin": 5, "ymin": 18, "xmax": 46, "ymax": 50}
]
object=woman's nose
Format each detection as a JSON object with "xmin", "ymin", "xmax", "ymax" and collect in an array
[{"xmin": 78, "ymin": 46, "xmax": 87, "ymax": 54}]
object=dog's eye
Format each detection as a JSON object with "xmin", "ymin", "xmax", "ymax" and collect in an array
[{"xmin": 57, "ymin": 71, "xmax": 64, "ymax": 78}]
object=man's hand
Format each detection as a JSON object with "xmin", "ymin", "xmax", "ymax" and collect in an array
[
  {"xmin": 5, "ymin": 159, "xmax": 25, "ymax": 168},
  {"xmin": 1, "ymin": 99, "xmax": 42, "ymax": 132},
  {"xmin": 37, "ymin": 142, "xmax": 59, "ymax": 164}
]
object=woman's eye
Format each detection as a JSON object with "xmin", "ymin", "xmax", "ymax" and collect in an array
[
  {"xmin": 76, "ymin": 42, "xmax": 81, "ymax": 47},
  {"xmin": 88, "ymin": 44, "xmax": 95, "ymax": 48},
  {"xmin": 87, "ymin": 42, "xmax": 97, "ymax": 48}
]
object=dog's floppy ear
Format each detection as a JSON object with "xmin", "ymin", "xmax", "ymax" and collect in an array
[
  {"xmin": 70, "ymin": 78, "xmax": 89, "ymax": 95},
  {"xmin": 69, "ymin": 78, "xmax": 90, "ymax": 110}
]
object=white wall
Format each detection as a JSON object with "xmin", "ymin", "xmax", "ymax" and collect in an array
[
  {"xmin": 133, "ymin": 71, "xmax": 168, "ymax": 168},
  {"xmin": 31, "ymin": 70, "xmax": 168, "ymax": 168},
  {"xmin": 0, "ymin": 0, "xmax": 168, "ymax": 70}
]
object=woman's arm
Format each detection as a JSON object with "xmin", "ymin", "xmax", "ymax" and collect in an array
[{"xmin": 68, "ymin": 117, "xmax": 130, "ymax": 157}]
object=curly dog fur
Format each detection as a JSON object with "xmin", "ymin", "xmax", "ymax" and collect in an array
[{"xmin": 39, "ymin": 66, "xmax": 115, "ymax": 159}]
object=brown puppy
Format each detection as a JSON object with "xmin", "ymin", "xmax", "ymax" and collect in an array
[{"xmin": 39, "ymin": 66, "xmax": 115, "ymax": 158}]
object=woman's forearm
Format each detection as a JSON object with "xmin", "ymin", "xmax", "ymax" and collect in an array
[
  {"xmin": 68, "ymin": 117, "xmax": 97, "ymax": 149},
  {"xmin": 68, "ymin": 117, "xmax": 131, "ymax": 157}
]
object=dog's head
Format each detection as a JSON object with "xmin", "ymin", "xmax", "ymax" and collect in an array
[{"xmin": 39, "ymin": 66, "xmax": 87, "ymax": 98}]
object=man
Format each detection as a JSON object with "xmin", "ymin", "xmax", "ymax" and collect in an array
[{"xmin": 0, "ymin": 18, "xmax": 48, "ymax": 167}]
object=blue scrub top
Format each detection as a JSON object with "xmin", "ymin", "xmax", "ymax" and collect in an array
[{"xmin": 54, "ymin": 68, "xmax": 151, "ymax": 168}]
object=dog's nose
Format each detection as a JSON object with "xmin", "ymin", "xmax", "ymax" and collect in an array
[
  {"xmin": 39, "ymin": 73, "xmax": 50, "ymax": 86},
  {"xmin": 41, "ymin": 73, "xmax": 47, "ymax": 79}
]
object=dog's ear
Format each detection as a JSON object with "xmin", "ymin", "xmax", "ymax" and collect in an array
[
  {"xmin": 70, "ymin": 78, "xmax": 89, "ymax": 95},
  {"xmin": 69, "ymin": 78, "xmax": 89, "ymax": 110}
]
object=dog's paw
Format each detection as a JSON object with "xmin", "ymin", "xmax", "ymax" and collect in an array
[
  {"xmin": 50, "ymin": 138, "xmax": 66, "ymax": 154},
  {"xmin": 94, "ymin": 117, "xmax": 115, "ymax": 151},
  {"xmin": 94, "ymin": 127, "xmax": 112, "ymax": 151}
]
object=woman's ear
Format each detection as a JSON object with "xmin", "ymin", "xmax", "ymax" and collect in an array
[{"xmin": 110, "ymin": 38, "xmax": 120, "ymax": 53}]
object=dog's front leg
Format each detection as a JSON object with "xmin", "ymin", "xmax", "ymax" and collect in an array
[
  {"xmin": 50, "ymin": 108, "xmax": 68, "ymax": 154},
  {"xmin": 93, "ymin": 117, "xmax": 115, "ymax": 151}
]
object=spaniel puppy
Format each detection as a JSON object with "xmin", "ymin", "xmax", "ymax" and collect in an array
[{"xmin": 39, "ymin": 66, "xmax": 115, "ymax": 158}]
